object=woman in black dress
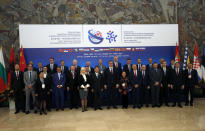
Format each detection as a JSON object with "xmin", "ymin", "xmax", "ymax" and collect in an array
[
  {"xmin": 79, "ymin": 67, "xmax": 91, "ymax": 112},
  {"xmin": 119, "ymin": 71, "xmax": 130, "ymax": 109},
  {"xmin": 35, "ymin": 72, "xmax": 49, "ymax": 115}
]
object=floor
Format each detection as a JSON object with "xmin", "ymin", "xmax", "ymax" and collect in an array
[{"xmin": 0, "ymin": 99, "xmax": 205, "ymax": 131}]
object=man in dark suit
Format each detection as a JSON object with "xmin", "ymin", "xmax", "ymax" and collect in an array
[
  {"xmin": 184, "ymin": 63, "xmax": 198, "ymax": 106},
  {"xmin": 46, "ymin": 57, "xmax": 57, "ymax": 74},
  {"xmin": 149, "ymin": 62, "xmax": 162, "ymax": 107},
  {"xmin": 170, "ymin": 62, "xmax": 184, "ymax": 108},
  {"xmin": 37, "ymin": 62, "xmax": 43, "ymax": 75},
  {"xmin": 52, "ymin": 67, "xmax": 66, "ymax": 111},
  {"xmin": 91, "ymin": 66, "xmax": 103, "ymax": 110},
  {"xmin": 146, "ymin": 58, "xmax": 153, "ymax": 72},
  {"xmin": 123, "ymin": 58, "xmax": 132, "ymax": 77},
  {"xmin": 160, "ymin": 61, "xmax": 171, "ymax": 107},
  {"xmin": 86, "ymin": 61, "xmax": 94, "ymax": 74},
  {"xmin": 140, "ymin": 65, "xmax": 151, "ymax": 107},
  {"xmin": 97, "ymin": 59, "xmax": 106, "ymax": 74},
  {"xmin": 86, "ymin": 66, "xmax": 94, "ymax": 107},
  {"xmin": 158, "ymin": 58, "xmax": 164, "ymax": 69},
  {"xmin": 104, "ymin": 60, "xmax": 119, "ymax": 109},
  {"xmin": 168, "ymin": 59, "xmax": 175, "ymax": 71},
  {"xmin": 137, "ymin": 59, "xmax": 142, "ymax": 71},
  {"xmin": 130, "ymin": 64, "xmax": 142, "ymax": 108},
  {"xmin": 66, "ymin": 66, "xmax": 79, "ymax": 109},
  {"xmin": 10, "ymin": 64, "xmax": 25, "ymax": 114},
  {"xmin": 60, "ymin": 60, "xmax": 68, "ymax": 75},
  {"xmin": 42, "ymin": 66, "xmax": 52, "ymax": 111},
  {"xmin": 114, "ymin": 56, "xmax": 122, "ymax": 76},
  {"xmin": 73, "ymin": 59, "xmax": 81, "ymax": 75}
]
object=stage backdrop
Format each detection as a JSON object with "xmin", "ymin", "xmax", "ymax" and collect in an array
[{"xmin": 19, "ymin": 24, "xmax": 178, "ymax": 68}]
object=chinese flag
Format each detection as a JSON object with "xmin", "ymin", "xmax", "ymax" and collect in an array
[
  {"xmin": 19, "ymin": 46, "xmax": 26, "ymax": 72},
  {"xmin": 7, "ymin": 45, "xmax": 15, "ymax": 88}
]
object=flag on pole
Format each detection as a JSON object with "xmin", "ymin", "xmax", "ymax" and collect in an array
[
  {"xmin": 7, "ymin": 45, "xmax": 15, "ymax": 88},
  {"xmin": 0, "ymin": 46, "xmax": 8, "ymax": 93},
  {"xmin": 175, "ymin": 42, "xmax": 180, "ymax": 63},
  {"xmin": 193, "ymin": 41, "xmax": 201, "ymax": 80},
  {"xmin": 183, "ymin": 43, "xmax": 190, "ymax": 70},
  {"xmin": 19, "ymin": 46, "xmax": 26, "ymax": 72}
]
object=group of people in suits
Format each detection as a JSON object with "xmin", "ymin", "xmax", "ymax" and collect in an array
[{"xmin": 10, "ymin": 56, "xmax": 199, "ymax": 114}]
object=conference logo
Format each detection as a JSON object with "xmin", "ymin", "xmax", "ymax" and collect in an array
[
  {"xmin": 106, "ymin": 31, "xmax": 117, "ymax": 43},
  {"xmin": 88, "ymin": 29, "xmax": 104, "ymax": 44}
]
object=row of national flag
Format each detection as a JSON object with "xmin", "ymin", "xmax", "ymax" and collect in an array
[
  {"xmin": 0, "ymin": 46, "xmax": 26, "ymax": 93},
  {"xmin": 175, "ymin": 41, "xmax": 201, "ymax": 80}
]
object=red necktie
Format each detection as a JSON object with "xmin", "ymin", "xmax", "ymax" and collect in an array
[
  {"xmin": 134, "ymin": 71, "xmax": 136, "ymax": 77},
  {"xmin": 115, "ymin": 63, "xmax": 118, "ymax": 68},
  {"xmin": 72, "ymin": 72, "xmax": 74, "ymax": 78}
]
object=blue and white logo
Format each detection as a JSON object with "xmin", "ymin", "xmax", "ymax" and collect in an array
[
  {"xmin": 88, "ymin": 29, "xmax": 104, "ymax": 44},
  {"xmin": 106, "ymin": 31, "xmax": 117, "ymax": 43}
]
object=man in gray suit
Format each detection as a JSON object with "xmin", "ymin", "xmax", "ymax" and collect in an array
[
  {"xmin": 97, "ymin": 59, "xmax": 106, "ymax": 74},
  {"xmin": 149, "ymin": 62, "xmax": 162, "ymax": 107},
  {"xmin": 24, "ymin": 64, "xmax": 37, "ymax": 114}
]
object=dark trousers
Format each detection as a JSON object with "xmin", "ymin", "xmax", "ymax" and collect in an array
[
  {"xmin": 151, "ymin": 85, "xmax": 160, "ymax": 106},
  {"xmin": 93, "ymin": 91, "xmax": 101, "ymax": 108},
  {"xmin": 46, "ymin": 93, "xmax": 51, "ymax": 110},
  {"xmin": 185, "ymin": 86, "xmax": 194, "ymax": 104},
  {"xmin": 106, "ymin": 87, "xmax": 117, "ymax": 107},
  {"xmin": 55, "ymin": 88, "xmax": 64, "ymax": 109},
  {"xmin": 160, "ymin": 84, "xmax": 169, "ymax": 105},
  {"xmin": 171, "ymin": 86, "xmax": 183, "ymax": 105},
  {"xmin": 122, "ymin": 94, "xmax": 128, "ymax": 108},
  {"xmin": 132, "ymin": 88, "xmax": 140, "ymax": 107},
  {"xmin": 14, "ymin": 92, "xmax": 25, "ymax": 112},
  {"xmin": 140, "ymin": 86, "xmax": 150, "ymax": 106},
  {"xmin": 69, "ymin": 89, "xmax": 79, "ymax": 108},
  {"xmin": 88, "ymin": 90, "xmax": 94, "ymax": 107}
]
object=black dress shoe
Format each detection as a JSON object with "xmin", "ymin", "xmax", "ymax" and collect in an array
[
  {"xmin": 107, "ymin": 106, "xmax": 110, "ymax": 109},
  {"xmin": 185, "ymin": 103, "xmax": 189, "ymax": 106},
  {"xmin": 25, "ymin": 111, "xmax": 30, "ymax": 114},
  {"xmin": 137, "ymin": 106, "xmax": 141, "ymax": 109},
  {"xmin": 165, "ymin": 104, "xmax": 170, "ymax": 107},
  {"xmin": 146, "ymin": 105, "xmax": 149, "ymax": 107},
  {"xmin": 113, "ymin": 106, "xmax": 117, "ymax": 109},
  {"xmin": 94, "ymin": 108, "xmax": 97, "ymax": 111},
  {"xmin": 61, "ymin": 108, "xmax": 64, "ymax": 111},
  {"xmin": 56, "ymin": 108, "xmax": 59, "ymax": 111},
  {"xmin": 152, "ymin": 105, "xmax": 155, "ymax": 108},
  {"xmin": 15, "ymin": 111, "xmax": 19, "ymax": 114},
  {"xmin": 190, "ymin": 103, "xmax": 193, "ymax": 106},
  {"xmin": 34, "ymin": 110, "xmax": 37, "ymax": 114},
  {"xmin": 178, "ymin": 104, "xmax": 183, "ymax": 108},
  {"xmin": 98, "ymin": 107, "xmax": 103, "ymax": 110},
  {"xmin": 133, "ymin": 106, "xmax": 136, "ymax": 109},
  {"xmin": 84, "ymin": 108, "xmax": 88, "ymax": 111},
  {"xmin": 172, "ymin": 104, "xmax": 176, "ymax": 107},
  {"xmin": 47, "ymin": 109, "xmax": 51, "ymax": 112},
  {"xmin": 40, "ymin": 112, "xmax": 42, "ymax": 115},
  {"xmin": 44, "ymin": 111, "xmax": 47, "ymax": 115}
]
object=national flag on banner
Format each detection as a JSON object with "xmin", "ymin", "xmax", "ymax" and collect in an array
[
  {"xmin": 183, "ymin": 44, "xmax": 189, "ymax": 70},
  {"xmin": 175, "ymin": 42, "xmax": 180, "ymax": 62},
  {"xmin": 7, "ymin": 45, "xmax": 15, "ymax": 88},
  {"xmin": 19, "ymin": 46, "xmax": 26, "ymax": 72},
  {"xmin": 193, "ymin": 42, "xmax": 201, "ymax": 80},
  {"xmin": 0, "ymin": 46, "xmax": 8, "ymax": 93}
]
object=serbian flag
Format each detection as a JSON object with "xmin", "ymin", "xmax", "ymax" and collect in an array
[
  {"xmin": 19, "ymin": 46, "xmax": 26, "ymax": 72},
  {"xmin": 193, "ymin": 42, "xmax": 201, "ymax": 80},
  {"xmin": 0, "ymin": 46, "xmax": 8, "ymax": 93},
  {"xmin": 7, "ymin": 45, "xmax": 15, "ymax": 88},
  {"xmin": 175, "ymin": 42, "xmax": 180, "ymax": 63}
]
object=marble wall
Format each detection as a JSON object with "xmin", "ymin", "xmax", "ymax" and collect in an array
[{"xmin": 0, "ymin": 0, "xmax": 204, "ymax": 68}]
